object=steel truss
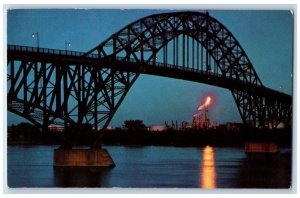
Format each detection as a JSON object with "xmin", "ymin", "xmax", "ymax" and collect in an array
[
  {"xmin": 84, "ymin": 11, "xmax": 292, "ymax": 128},
  {"xmin": 7, "ymin": 11, "xmax": 292, "ymax": 145},
  {"xmin": 7, "ymin": 46, "xmax": 138, "ymax": 137}
]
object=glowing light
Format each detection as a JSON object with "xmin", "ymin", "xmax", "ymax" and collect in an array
[
  {"xmin": 198, "ymin": 96, "xmax": 212, "ymax": 111},
  {"xmin": 201, "ymin": 145, "xmax": 216, "ymax": 189}
]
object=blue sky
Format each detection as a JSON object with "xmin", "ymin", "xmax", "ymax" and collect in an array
[{"xmin": 7, "ymin": 9, "xmax": 293, "ymax": 127}]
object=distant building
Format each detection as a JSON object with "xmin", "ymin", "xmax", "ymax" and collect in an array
[
  {"xmin": 226, "ymin": 122, "xmax": 244, "ymax": 132},
  {"xmin": 182, "ymin": 121, "xmax": 188, "ymax": 129},
  {"xmin": 193, "ymin": 109, "xmax": 212, "ymax": 129},
  {"xmin": 106, "ymin": 126, "xmax": 115, "ymax": 130},
  {"xmin": 149, "ymin": 125, "xmax": 167, "ymax": 132},
  {"xmin": 268, "ymin": 121, "xmax": 286, "ymax": 129},
  {"xmin": 181, "ymin": 121, "xmax": 193, "ymax": 130},
  {"xmin": 48, "ymin": 124, "xmax": 64, "ymax": 132}
]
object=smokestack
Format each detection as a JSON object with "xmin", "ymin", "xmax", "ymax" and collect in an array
[
  {"xmin": 205, "ymin": 108, "xmax": 210, "ymax": 128},
  {"xmin": 165, "ymin": 121, "xmax": 169, "ymax": 127}
]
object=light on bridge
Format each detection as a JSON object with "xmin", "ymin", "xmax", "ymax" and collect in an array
[
  {"xmin": 31, "ymin": 32, "xmax": 39, "ymax": 48},
  {"xmin": 65, "ymin": 41, "xmax": 71, "ymax": 51}
]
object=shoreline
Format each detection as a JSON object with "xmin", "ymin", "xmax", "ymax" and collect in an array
[{"xmin": 7, "ymin": 124, "xmax": 292, "ymax": 148}]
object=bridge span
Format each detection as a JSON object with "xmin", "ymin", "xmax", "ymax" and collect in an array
[{"xmin": 7, "ymin": 12, "xmax": 292, "ymax": 145}]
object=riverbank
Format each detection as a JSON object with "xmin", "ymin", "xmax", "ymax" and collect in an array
[{"xmin": 7, "ymin": 124, "xmax": 292, "ymax": 148}]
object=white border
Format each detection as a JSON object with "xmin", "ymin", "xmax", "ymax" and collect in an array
[{"xmin": 1, "ymin": 1, "xmax": 299, "ymax": 197}]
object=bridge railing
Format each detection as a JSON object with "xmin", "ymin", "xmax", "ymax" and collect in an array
[
  {"xmin": 114, "ymin": 56, "xmax": 287, "ymax": 96},
  {"xmin": 7, "ymin": 45, "xmax": 100, "ymax": 59},
  {"xmin": 7, "ymin": 45, "xmax": 259, "ymax": 85},
  {"xmin": 115, "ymin": 56, "xmax": 226, "ymax": 80},
  {"xmin": 8, "ymin": 45, "xmax": 290, "ymax": 100},
  {"xmin": 5, "ymin": 45, "xmax": 258, "ymax": 81},
  {"xmin": 6, "ymin": 45, "xmax": 233, "ymax": 78}
]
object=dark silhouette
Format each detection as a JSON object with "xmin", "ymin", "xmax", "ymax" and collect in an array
[
  {"xmin": 8, "ymin": 122, "xmax": 291, "ymax": 148},
  {"xmin": 60, "ymin": 123, "xmax": 94, "ymax": 148},
  {"xmin": 123, "ymin": 120, "xmax": 146, "ymax": 131}
]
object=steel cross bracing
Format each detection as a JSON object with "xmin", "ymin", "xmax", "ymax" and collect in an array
[
  {"xmin": 7, "ymin": 46, "xmax": 138, "ymax": 134},
  {"xmin": 7, "ymin": 12, "xmax": 292, "ymax": 139},
  {"xmin": 84, "ymin": 11, "xmax": 292, "ymax": 128}
]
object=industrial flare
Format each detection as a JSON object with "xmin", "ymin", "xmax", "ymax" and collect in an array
[{"xmin": 198, "ymin": 96, "xmax": 212, "ymax": 110}]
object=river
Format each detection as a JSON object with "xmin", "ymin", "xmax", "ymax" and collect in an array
[{"xmin": 7, "ymin": 145, "xmax": 291, "ymax": 188}]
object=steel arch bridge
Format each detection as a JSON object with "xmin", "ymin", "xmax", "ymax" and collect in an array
[{"xmin": 7, "ymin": 11, "xmax": 292, "ymax": 135}]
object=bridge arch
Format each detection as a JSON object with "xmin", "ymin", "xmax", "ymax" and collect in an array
[
  {"xmin": 84, "ymin": 11, "xmax": 291, "ymax": 129},
  {"xmin": 86, "ymin": 11, "xmax": 262, "ymax": 85},
  {"xmin": 7, "ymin": 11, "xmax": 292, "ymax": 138}
]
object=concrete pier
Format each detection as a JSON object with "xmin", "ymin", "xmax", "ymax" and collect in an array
[
  {"xmin": 245, "ymin": 142, "xmax": 280, "ymax": 160},
  {"xmin": 54, "ymin": 149, "xmax": 115, "ymax": 167},
  {"xmin": 245, "ymin": 142, "xmax": 279, "ymax": 154}
]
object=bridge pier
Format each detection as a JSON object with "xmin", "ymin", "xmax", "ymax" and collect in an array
[{"xmin": 54, "ymin": 148, "xmax": 115, "ymax": 167}]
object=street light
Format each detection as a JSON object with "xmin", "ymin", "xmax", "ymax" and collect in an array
[
  {"xmin": 32, "ymin": 32, "xmax": 39, "ymax": 48},
  {"xmin": 65, "ymin": 41, "xmax": 71, "ymax": 51},
  {"xmin": 279, "ymin": 85, "xmax": 283, "ymax": 93}
]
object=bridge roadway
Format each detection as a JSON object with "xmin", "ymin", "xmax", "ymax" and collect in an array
[{"xmin": 7, "ymin": 45, "xmax": 292, "ymax": 104}]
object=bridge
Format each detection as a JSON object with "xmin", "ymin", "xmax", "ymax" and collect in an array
[{"xmin": 7, "ymin": 11, "xmax": 292, "ymax": 146}]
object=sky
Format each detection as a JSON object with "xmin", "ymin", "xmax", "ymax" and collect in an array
[{"xmin": 6, "ymin": 9, "xmax": 293, "ymax": 127}]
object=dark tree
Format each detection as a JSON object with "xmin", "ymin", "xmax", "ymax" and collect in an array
[
  {"xmin": 9, "ymin": 122, "xmax": 40, "ymax": 143},
  {"xmin": 124, "ymin": 120, "xmax": 146, "ymax": 131},
  {"xmin": 61, "ymin": 123, "xmax": 94, "ymax": 148}
]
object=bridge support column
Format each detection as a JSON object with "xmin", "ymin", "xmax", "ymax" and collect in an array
[{"xmin": 54, "ymin": 148, "xmax": 115, "ymax": 167}]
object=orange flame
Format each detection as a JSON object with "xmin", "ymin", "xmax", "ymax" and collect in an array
[{"xmin": 198, "ymin": 96, "xmax": 212, "ymax": 111}]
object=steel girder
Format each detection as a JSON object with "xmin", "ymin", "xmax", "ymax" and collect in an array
[
  {"xmin": 84, "ymin": 11, "xmax": 291, "ymax": 128},
  {"xmin": 7, "ymin": 11, "xmax": 292, "ymax": 135},
  {"xmin": 86, "ymin": 12, "xmax": 262, "ymax": 85},
  {"xmin": 231, "ymin": 89, "xmax": 292, "ymax": 128},
  {"xmin": 7, "ymin": 47, "xmax": 138, "ymax": 133}
]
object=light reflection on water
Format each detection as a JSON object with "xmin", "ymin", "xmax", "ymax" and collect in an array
[
  {"xmin": 7, "ymin": 145, "xmax": 291, "ymax": 188},
  {"xmin": 201, "ymin": 146, "xmax": 216, "ymax": 189}
]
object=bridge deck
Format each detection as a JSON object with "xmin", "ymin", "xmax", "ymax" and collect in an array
[{"xmin": 7, "ymin": 45, "xmax": 292, "ymax": 104}]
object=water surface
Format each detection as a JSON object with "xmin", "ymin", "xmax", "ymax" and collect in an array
[{"xmin": 7, "ymin": 145, "xmax": 291, "ymax": 188}]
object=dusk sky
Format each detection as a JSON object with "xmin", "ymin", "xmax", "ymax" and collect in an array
[{"xmin": 7, "ymin": 9, "xmax": 293, "ymax": 127}]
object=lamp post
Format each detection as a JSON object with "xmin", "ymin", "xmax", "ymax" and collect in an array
[
  {"xmin": 65, "ymin": 41, "xmax": 71, "ymax": 51},
  {"xmin": 279, "ymin": 85, "xmax": 283, "ymax": 93},
  {"xmin": 32, "ymin": 32, "xmax": 39, "ymax": 48}
]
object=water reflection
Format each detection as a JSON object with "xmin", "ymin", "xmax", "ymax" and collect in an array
[
  {"xmin": 7, "ymin": 146, "xmax": 291, "ymax": 188},
  {"xmin": 54, "ymin": 167, "xmax": 112, "ymax": 187},
  {"xmin": 201, "ymin": 146, "xmax": 216, "ymax": 189}
]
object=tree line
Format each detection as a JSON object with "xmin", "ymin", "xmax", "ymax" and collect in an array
[{"xmin": 7, "ymin": 121, "xmax": 292, "ymax": 147}]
